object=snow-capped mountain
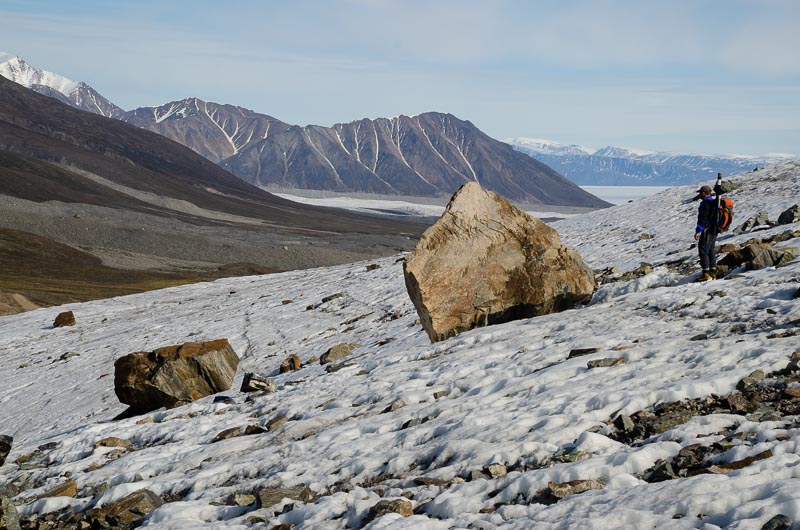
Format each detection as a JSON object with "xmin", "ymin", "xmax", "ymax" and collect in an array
[
  {"xmin": 1, "ymin": 162, "xmax": 799, "ymax": 528},
  {"xmin": 507, "ymin": 137, "xmax": 799, "ymax": 186},
  {"xmin": 504, "ymin": 137, "xmax": 595, "ymax": 156},
  {"xmin": 0, "ymin": 54, "xmax": 124, "ymax": 119}
]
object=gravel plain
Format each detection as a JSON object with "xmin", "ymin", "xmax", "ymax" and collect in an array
[{"xmin": 0, "ymin": 193, "xmax": 421, "ymax": 274}]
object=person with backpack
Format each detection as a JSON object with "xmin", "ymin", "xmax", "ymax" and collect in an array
[{"xmin": 694, "ymin": 184, "xmax": 718, "ymax": 281}]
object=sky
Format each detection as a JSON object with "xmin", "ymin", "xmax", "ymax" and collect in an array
[{"xmin": 0, "ymin": 0, "xmax": 798, "ymax": 155}]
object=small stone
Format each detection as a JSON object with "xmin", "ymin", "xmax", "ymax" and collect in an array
[
  {"xmin": 613, "ymin": 414, "xmax": 635, "ymax": 432},
  {"xmin": 433, "ymin": 391, "xmax": 449, "ymax": 399},
  {"xmin": 213, "ymin": 395, "xmax": 236, "ymax": 404},
  {"xmin": 365, "ymin": 499, "xmax": 413, "ymax": 523},
  {"xmin": 648, "ymin": 460, "xmax": 678, "ymax": 482},
  {"xmin": 41, "ymin": 480, "xmax": 78, "ymax": 498},
  {"xmin": 93, "ymin": 437, "xmax": 133, "ymax": 451},
  {"xmin": 58, "ymin": 352, "xmax": 80, "ymax": 361},
  {"xmin": 690, "ymin": 334, "xmax": 708, "ymax": 341},
  {"xmin": 568, "ymin": 347, "xmax": 600, "ymax": 359},
  {"xmin": 281, "ymin": 300, "xmax": 293, "ymax": 305},
  {"xmin": 53, "ymin": 311, "xmax": 76, "ymax": 327},
  {"xmin": 321, "ymin": 293, "xmax": 344, "ymax": 304},
  {"xmin": 240, "ymin": 372, "xmax": 277, "ymax": 393},
  {"xmin": 761, "ymin": 514, "xmax": 792, "ymax": 530},
  {"xmin": 320, "ymin": 343, "xmax": 361, "ymax": 365},
  {"xmin": 737, "ymin": 370, "xmax": 765, "ymax": 391},
  {"xmin": 325, "ymin": 362, "xmax": 353, "ymax": 373},
  {"xmin": 485, "ymin": 463, "xmax": 507, "ymax": 478},
  {"xmin": 366, "ymin": 264, "xmax": 381, "ymax": 271},
  {"xmin": 785, "ymin": 387, "xmax": 800, "ymax": 398},
  {"xmin": 382, "ymin": 399, "xmax": 406, "ymax": 413},
  {"xmin": 244, "ymin": 425, "xmax": 267, "ymax": 435},
  {"xmin": 587, "ymin": 357, "xmax": 627, "ymax": 369},
  {"xmin": 675, "ymin": 445, "xmax": 705, "ymax": 469},
  {"xmin": 413, "ymin": 477, "xmax": 450, "ymax": 487},
  {"xmin": 694, "ymin": 449, "xmax": 773, "ymax": 475},
  {"xmin": 267, "ymin": 415, "xmax": 288, "ymax": 431},
  {"xmin": 638, "ymin": 233, "xmax": 653, "ymax": 240},
  {"xmin": 727, "ymin": 393, "xmax": 750, "ymax": 413},
  {"xmin": 280, "ymin": 354, "xmax": 302, "ymax": 373},
  {"xmin": 255, "ymin": 485, "xmax": 316, "ymax": 509},
  {"xmin": 212, "ymin": 427, "xmax": 243, "ymax": 442},
  {"xmin": 469, "ymin": 469, "xmax": 490, "ymax": 481},
  {"xmin": 547, "ymin": 479, "xmax": 604, "ymax": 499},
  {"xmin": 233, "ymin": 493, "xmax": 256, "ymax": 507}
]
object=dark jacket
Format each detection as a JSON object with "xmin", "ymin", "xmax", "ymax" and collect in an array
[{"xmin": 696, "ymin": 196, "xmax": 717, "ymax": 234}]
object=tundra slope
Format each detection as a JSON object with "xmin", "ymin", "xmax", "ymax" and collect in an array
[{"xmin": 0, "ymin": 162, "xmax": 799, "ymax": 529}]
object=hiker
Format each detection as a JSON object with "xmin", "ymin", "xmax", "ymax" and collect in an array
[{"xmin": 694, "ymin": 184, "xmax": 717, "ymax": 281}]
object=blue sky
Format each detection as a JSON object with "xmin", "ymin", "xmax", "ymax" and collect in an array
[{"xmin": 1, "ymin": 0, "xmax": 798, "ymax": 155}]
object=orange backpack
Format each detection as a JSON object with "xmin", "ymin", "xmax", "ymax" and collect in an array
[{"xmin": 717, "ymin": 197, "xmax": 735, "ymax": 232}]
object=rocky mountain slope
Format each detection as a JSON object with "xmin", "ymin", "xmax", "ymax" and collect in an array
[
  {"xmin": 0, "ymin": 162, "xmax": 798, "ymax": 529},
  {"xmin": 507, "ymin": 137, "xmax": 798, "ymax": 186},
  {"xmin": 0, "ymin": 74, "xmax": 425, "ymax": 310},
  {"xmin": 0, "ymin": 55, "xmax": 124, "ymax": 118},
  {"xmin": 122, "ymin": 100, "xmax": 608, "ymax": 207}
]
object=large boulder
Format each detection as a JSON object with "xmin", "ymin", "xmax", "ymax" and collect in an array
[
  {"xmin": 114, "ymin": 339, "xmax": 239, "ymax": 412},
  {"xmin": 0, "ymin": 435, "xmax": 11, "ymax": 467},
  {"xmin": 404, "ymin": 183, "xmax": 596, "ymax": 342}
]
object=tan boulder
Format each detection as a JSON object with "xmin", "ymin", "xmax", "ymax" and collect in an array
[
  {"xmin": 404, "ymin": 183, "xmax": 596, "ymax": 342},
  {"xmin": 279, "ymin": 354, "xmax": 302, "ymax": 373},
  {"xmin": 53, "ymin": 311, "xmax": 76, "ymax": 328},
  {"xmin": 114, "ymin": 339, "xmax": 239, "ymax": 412},
  {"xmin": 319, "ymin": 343, "xmax": 360, "ymax": 365}
]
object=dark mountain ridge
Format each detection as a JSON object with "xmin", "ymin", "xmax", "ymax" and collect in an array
[{"xmin": 121, "ymin": 99, "xmax": 609, "ymax": 207}]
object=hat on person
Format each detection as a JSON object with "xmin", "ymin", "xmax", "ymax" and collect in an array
[{"xmin": 696, "ymin": 185, "xmax": 712, "ymax": 194}]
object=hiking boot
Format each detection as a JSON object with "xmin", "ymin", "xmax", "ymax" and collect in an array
[
  {"xmin": 697, "ymin": 271, "xmax": 713, "ymax": 282},
  {"xmin": 709, "ymin": 269, "xmax": 718, "ymax": 279}
]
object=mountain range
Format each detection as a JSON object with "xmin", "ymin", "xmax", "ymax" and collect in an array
[
  {"xmin": 506, "ymin": 137, "xmax": 798, "ymax": 186},
  {"xmin": 0, "ymin": 71, "xmax": 425, "ymax": 312},
  {"xmin": 0, "ymin": 54, "xmax": 607, "ymax": 208}
]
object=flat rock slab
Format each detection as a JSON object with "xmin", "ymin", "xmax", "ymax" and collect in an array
[{"xmin": 88, "ymin": 489, "xmax": 164, "ymax": 529}]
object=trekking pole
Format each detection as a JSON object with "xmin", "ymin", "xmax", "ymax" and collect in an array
[{"xmin": 713, "ymin": 172, "xmax": 723, "ymax": 232}]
